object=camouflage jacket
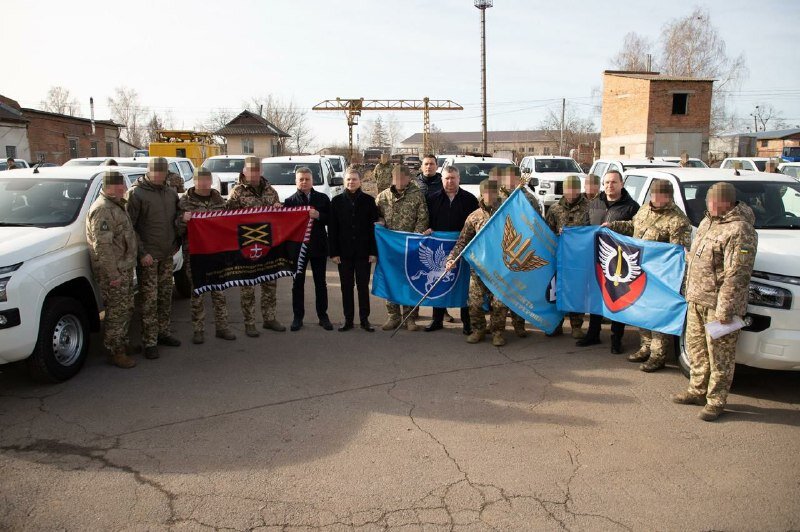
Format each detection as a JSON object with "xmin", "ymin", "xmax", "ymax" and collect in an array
[
  {"xmin": 177, "ymin": 188, "xmax": 227, "ymax": 252},
  {"xmin": 166, "ymin": 172, "xmax": 185, "ymax": 194},
  {"xmin": 86, "ymin": 192, "xmax": 137, "ymax": 280},
  {"xmin": 372, "ymin": 162, "xmax": 393, "ymax": 194},
  {"xmin": 545, "ymin": 195, "xmax": 590, "ymax": 234},
  {"xmin": 608, "ymin": 201, "xmax": 692, "ymax": 248},
  {"xmin": 226, "ymin": 177, "xmax": 280, "ymax": 209},
  {"xmin": 499, "ymin": 184, "xmax": 542, "ymax": 215},
  {"xmin": 448, "ymin": 199, "xmax": 499, "ymax": 262},
  {"xmin": 685, "ymin": 202, "xmax": 758, "ymax": 321},
  {"xmin": 375, "ymin": 183, "xmax": 429, "ymax": 233}
]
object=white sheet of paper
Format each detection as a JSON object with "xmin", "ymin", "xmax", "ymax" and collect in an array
[{"xmin": 705, "ymin": 316, "xmax": 746, "ymax": 340}]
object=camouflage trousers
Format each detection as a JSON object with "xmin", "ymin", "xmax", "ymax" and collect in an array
[
  {"xmin": 685, "ymin": 302, "xmax": 739, "ymax": 408},
  {"xmin": 638, "ymin": 329, "xmax": 672, "ymax": 363},
  {"xmin": 186, "ymin": 257, "xmax": 228, "ymax": 333},
  {"xmin": 468, "ymin": 273, "xmax": 509, "ymax": 333},
  {"xmin": 138, "ymin": 259, "xmax": 174, "ymax": 348},
  {"xmin": 240, "ymin": 280, "xmax": 277, "ymax": 327},
  {"xmin": 100, "ymin": 269, "xmax": 134, "ymax": 351},
  {"xmin": 386, "ymin": 302, "xmax": 419, "ymax": 321}
]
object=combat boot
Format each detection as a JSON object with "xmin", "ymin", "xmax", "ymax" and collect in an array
[
  {"xmin": 245, "ymin": 324, "xmax": 260, "ymax": 337},
  {"xmin": 492, "ymin": 332, "xmax": 506, "ymax": 347},
  {"xmin": 513, "ymin": 322, "xmax": 528, "ymax": 338},
  {"xmin": 110, "ymin": 349, "xmax": 136, "ymax": 369},
  {"xmin": 639, "ymin": 359, "xmax": 665, "ymax": 373},
  {"xmin": 406, "ymin": 317, "xmax": 419, "ymax": 332},
  {"xmin": 698, "ymin": 404, "xmax": 724, "ymax": 421},
  {"xmin": 192, "ymin": 331, "xmax": 204, "ymax": 344},
  {"xmin": 670, "ymin": 391, "xmax": 706, "ymax": 406},
  {"xmin": 157, "ymin": 334, "xmax": 181, "ymax": 347},
  {"xmin": 215, "ymin": 329, "xmax": 236, "ymax": 340},
  {"xmin": 144, "ymin": 346, "xmax": 160, "ymax": 359},
  {"xmin": 382, "ymin": 318, "xmax": 401, "ymax": 331},
  {"xmin": 628, "ymin": 348, "xmax": 650, "ymax": 363},
  {"xmin": 466, "ymin": 329, "xmax": 486, "ymax": 344},
  {"xmin": 571, "ymin": 327, "xmax": 585, "ymax": 339},
  {"xmin": 262, "ymin": 319, "xmax": 286, "ymax": 332}
]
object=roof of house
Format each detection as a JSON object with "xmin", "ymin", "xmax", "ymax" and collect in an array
[
  {"xmin": 603, "ymin": 70, "xmax": 716, "ymax": 82},
  {"xmin": 21, "ymin": 107, "xmax": 120, "ymax": 127},
  {"xmin": 0, "ymin": 94, "xmax": 28, "ymax": 123},
  {"xmin": 401, "ymin": 130, "xmax": 577, "ymax": 145},
  {"xmin": 214, "ymin": 110, "xmax": 290, "ymax": 138},
  {"xmin": 754, "ymin": 128, "xmax": 800, "ymax": 140}
]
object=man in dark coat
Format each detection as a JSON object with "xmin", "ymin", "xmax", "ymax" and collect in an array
[
  {"xmin": 415, "ymin": 154, "xmax": 443, "ymax": 197},
  {"xmin": 329, "ymin": 167, "xmax": 380, "ymax": 332},
  {"xmin": 424, "ymin": 166, "xmax": 479, "ymax": 333},
  {"xmin": 578, "ymin": 169, "xmax": 640, "ymax": 353},
  {"xmin": 283, "ymin": 166, "xmax": 333, "ymax": 331}
]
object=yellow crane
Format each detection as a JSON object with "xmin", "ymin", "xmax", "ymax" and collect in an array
[{"xmin": 312, "ymin": 98, "xmax": 463, "ymax": 160}]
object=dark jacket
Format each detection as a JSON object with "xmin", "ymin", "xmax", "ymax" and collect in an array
[
  {"xmin": 283, "ymin": 188, "xmax": 331, "ymax": 258},
  {"xmin": 125, "ymin": 175, "xmax": 180, "ymax": 260},
  {"xmin": 426, "ymin": 187, "xmax": 479, "ymax": 232},
  {"xmin": 588, "ymin": 188, "xmax": 639, "ymax": 225},
  {"xmin": 329, "ymin": 189, "xmax": 379, "ymax": 259},
  {"xmin": 416, "ymin": 172, "xmax": 443, "ymax": 197}
]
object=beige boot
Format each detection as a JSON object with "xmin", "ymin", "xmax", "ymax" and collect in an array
[
  {"xmin": 698, "ymin": 404, "xmax": 724, "ymax": 421},
  {"xmin": 571, "ymin": 327, "xmax": 585, "ymax": 339},
  {"xmin": 110, "ymin": 349, "xmax": 136, "ymax": 369},
  {"xmin": 670, "ymin": 391, "xmax": 706, "ymax": 406},
  {"xmin": 245, "ymin": 324, "xmax": 260, "ymax": 337},
  {"xmin": 492, "ymin": 332, "xmax": 506, "ymax": 347},
  {"xmin": 406, "ymin": 317, "xmax": 419, "ymax": 332},
  {"xmin": 382, "ymin": 318, "xmax": 401, "ymax": 331},
  {"xmin": 466, "ymin": 329, "xmax": 486, "ymax": 344}
]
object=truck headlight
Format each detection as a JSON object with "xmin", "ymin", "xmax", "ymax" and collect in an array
[
  {"xmin": 0, "ymin": 277, "xmax": 9, "ymax": 302},
  {"xmin": 748, "ymin": 280, "xmax": 792, "ymax": 310},
  {"xmin": 540, "ymin": 180, "xmax": 552, "ymax": 189}
]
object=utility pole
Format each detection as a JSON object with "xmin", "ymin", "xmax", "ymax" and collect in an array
[
  {"xmin": 475, "ymin": 0, "xmax": 493, "ymax": 155},
  {"xmin": 559, "ymin": 98, "xmax": 565, "ymax": 156}
]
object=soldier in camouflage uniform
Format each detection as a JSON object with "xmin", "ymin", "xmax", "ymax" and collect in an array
[
  {"xmin": 376, "ymin": 164, "xmax": 429, "ymax": 331},
  {"xmin": 671, "ymin": 182, "xmax": 757, "ymax": 421},
  {"xmin": 584, "ymin": 174, "xmax": 601, "ymax": 201},
  {"xmin": 372, "ymin": 152, "xmax": 394, "ymax": 194},
  {"xmin": 226, "ymin": 156, "xmax": 285, "ymax": 337},
  {"xmin": 495, "ymin": 166, "xmax": 541, "ymax": 338},
  {"xmin": 178, "ymin": 167, "xmax": 236, "ymax": 344},
  {"xmin": 126, "ymin": 157, "xmax": 182, "ymax": 359},
  {"xmin": 545, "ymin": 175, "xmax": 590, "ymax": 338},
  {"xmin": 606, "ymin": 179, "xmax": 692, "ymax": 372},
  {"xmin": 166, "ymin": 170, "xmax": 185, "ymax": 194},
  {"xmin": 446, "ymin": 178, "xmax": 511, "ymax": 347},
  {"xmin": 86, "ymin": 170, "xmax": 138, "ymax": 368}
]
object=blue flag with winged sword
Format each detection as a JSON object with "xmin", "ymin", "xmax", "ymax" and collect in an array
[
  {"xmin": 372, "ymin": 225, "xmax": 469, "ymax": 307},
  {"xmin": 461, "ymin": 188, "xmax": 564, "ymax": 334}
]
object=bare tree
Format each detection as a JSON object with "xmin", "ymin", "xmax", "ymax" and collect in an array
[
  {"xmin": 145, "ymin": 113, "xmax": 165, "ymax": 147},
  {"xmin": 428, "ymin": 124, "xmax": 458, "ymax": 155},
  {"xmin": 385, "ymin": 115, "xmax": 404, "ymax": 150},
  {"xmin": 610, "ymin": 32, "xmax": 654, "ymax": 72},
  {"xmin": 196, "ymin": 108, "xmax": 235, "ymax": 133},
  {"xmin": 40, "ymin": 86, "xmax": 81, "ymax": 116},
  {"xmin": 245, "ymin": 95, "xmax": 314, "ymax": 154},
  {"xmin": 107, "ymin": 87, "xmax": 149, "ymax": 148},
  {"xmin": 753, "ymin": 104, "xmax": 788, "ymax": 132},
  {"xmin": 538, "ymin": 106, "xmax": 596, "ymax": 155}
]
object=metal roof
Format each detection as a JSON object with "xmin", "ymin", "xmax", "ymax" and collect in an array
[
  {"xmin": 603, "ymin": 70, "xmax": 716, "ymax": 82},
  {"xmin": 401, "ymin": 130, "xmax": 560, "ymax": 144}
]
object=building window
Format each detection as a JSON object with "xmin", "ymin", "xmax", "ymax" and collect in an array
[
  {"xmin": 619, "ymin": 146, "xmax": 626, "ymax": 155},
  {"xmin": 242, "ymin": 138, "xmax": 254, "ymax": 154},
  {"xmin": 68, "ymin": 138, "xmax": 79, "ymax": 159},
  {"xmin": 5, "ymin": 146, "xmax": 16, "ymax": 158},
  {"xmin": 176, "ymin": 148, "xmax": 187, "ymax": 158},
  {"xmin": 761, "ymin": 140, "xmax": 768, "ymax": 148},
  {"xmin": 672, "ymin": 93, "xmax": 688, "ymax": 115},
  {"xmin": 90, "ymin": 141, "xmax": 98, "ymax": 157},
  {"xmin": 106, "ymin": 141, "xmax": 114, "ymax": 156},
  {"xmin": 542, "ymin": 147, "xmax": 551, "ymax": 156}
]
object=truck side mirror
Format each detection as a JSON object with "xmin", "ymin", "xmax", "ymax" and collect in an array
[{"xmin": 330, "ymin": 176, "xmax": 343, "ymax": 186}]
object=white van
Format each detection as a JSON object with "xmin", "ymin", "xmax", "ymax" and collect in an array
[
  {"xmin": 201, "ymin": 154, "xmax": 247, "ymax": 196},
  {"xmin": 260, "ymin": 155, "xmax": 343, "ymax": 202},
  {"xmin": 519, "ymin": 155, "xmax": 586, "ymax": 209}
]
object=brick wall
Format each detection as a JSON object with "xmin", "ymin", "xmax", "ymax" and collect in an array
[
  {"xmin": 756, "ymin": 136, "xmax": 800, "ymax": 158},
  {"xmin": 24, "ymin": 111, "xmax": 120, "ymax": 164}
]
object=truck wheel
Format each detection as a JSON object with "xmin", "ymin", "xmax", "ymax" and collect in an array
[
  {"xmin": 675, "ymin": 330, "xmax": 691, "ymax": 378},
  {"xmin": 27, "ymin": 297, "xmax": 89, "ymax": 383},
  {"xmin": 174, "ymin": 264, "xmax": 192, "ymax": 299}
]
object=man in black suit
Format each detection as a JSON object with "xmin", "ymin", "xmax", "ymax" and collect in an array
[
  {"xmin": 283, "ymin": 167, "xmax": 333, "ymax": 331},
  {"xmin": 329, "ymin": 166, "xmax": 380, "ymax": 332},
  {"xmin": 423, "ymin": 166, "xmax": 479, "ymax": 333}
]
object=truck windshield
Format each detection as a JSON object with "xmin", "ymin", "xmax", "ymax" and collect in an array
[
  {"xmin": 262, "ymin": 163, "xmax": 323, "ymax": 185},
  {"xmin": 534, "ymin": 159, "xmax": 582, "ymax": 173},
  {"xmin": 0, "ymin": 178, "xmax": 90, "ymax": 227},
  {"xmin": 681, "ymin": 181, "xmax": 800, "ymax": 229},
  {"xmin": 450, "ymin": 162, "xmax": 515, "ymax": 184},
  {"xmin": 327, "ymin": 158, "xmax": 343, "ymax": 172},
  {"xmin": 203, "ymin": 158, "xmax": 245, "ymax": 173}
]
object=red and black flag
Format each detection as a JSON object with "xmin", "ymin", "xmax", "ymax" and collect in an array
[{"xmin": 187, "ymin": 206, "xmax": 312, "ymax": 295}]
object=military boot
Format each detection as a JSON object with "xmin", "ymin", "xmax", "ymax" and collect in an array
[
  {"xmin": 628, "ymin": 348, "xmax": 650, "ymax": 363},
  {"xmin": 571, "ymin": 327, "xmax": 585, "ymax": 339},
  {"xmin": 110, "ymin": 349, "xmax": 136, "ymax": 369},
  {"xmin": 698, "ymin": 404, "xmax": 724, "ymax": 421},
  {"xmin": 670, "ymin": 391, "xmax": 706, "ymax": 406},
  {"xmin": 639, "ymin": 359, "xmax": 665, "ymax": 372},
  {"xmin": 513, "ymin": 322, "xmax": 528, "ymax": 338},
  {"xmin": 492, "ymin": 332, "xmax": 506, "ymax": 347},
  {"xmin": 215, "ymin": 329, "xmax": 236, "ymax": 340},
  {"xmin": 382, "ymin": 318, "xmax": 401, "ymax": 331},
  {"xmin": 143, "ymin": 346, "xmax": 160, "ymax": 359},
  {"xmin": 192, "ymin": 331, "xmax": 204, "ymax": 344},
  {"xmin": 157, "ymin": 334, "xmax": 181, "ymax": 347},
  {"xmin": 262, "ymin": 319, "xmax": 286, "ymax": 332},
  {"xmin": 466, "ymin": 329, "xmax": 486, "ymax": 344},
  {"xmin": 245, "ymin": 324, "xmax": 260, "ymax": 337},
  {"xmin": 406, "ymin": 317, "xmax": 419, "ymax": 332}
]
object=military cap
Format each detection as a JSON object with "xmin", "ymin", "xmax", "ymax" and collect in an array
[
  {"xmin": 563, "ymin": 175, "xmax": 581, "ymax": 189},
  {"xmin": 479, "ymin": 178, "xmax": 499, "ymax": 194},
  {"xmin": 244, "ymin": 156, "xmax": 261, "ymax": 168},
  {"xmin": 194, "ymin": 166, "xmax": 212, "ymax": 179},
  {"xmin": 651, "ymin": 179, "xmax": 674, "ymax": 195},
  {"xmin": 148, "ymin": 157, "xmax": 168, "ymax": 172},
  {"xmin": 708, "ymin": 181, "xmax": 737, "ymax": 203},
  {"xmin": 103, "ymin": 170, "xmax": 125, "ymax": 186}
]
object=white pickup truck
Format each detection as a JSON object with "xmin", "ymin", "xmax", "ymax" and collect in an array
[{"xmin": 0, "ymin": 165, "xmax": 185, "ymax": 382}]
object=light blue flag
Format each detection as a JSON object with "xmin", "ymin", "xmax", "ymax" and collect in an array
[
  {"xmin": 372, "ymin": 225, "xmax": 470, "ymax": 307},
  {"xmin": 557, "ymin": 226, "xmax": 687, "ymax": 335},
  {"xmin": 461, "ymin": 188, "xmax": 564, "ymax": 334}
]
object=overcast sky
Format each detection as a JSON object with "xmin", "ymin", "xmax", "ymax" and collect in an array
[{"xmin": 3, "ymin": 0, "xmax": 799, "ymax": 150}]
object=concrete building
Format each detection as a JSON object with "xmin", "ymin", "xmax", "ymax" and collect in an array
[
  {"xmin": 214, "ymin": 110, "xmax": 290, "ymax": 157},
  {"xmin": 600, "ymin": 70, "xmax": 714, "ymax": 161},
  {"xmin": 400, "ymin": 130, "xmax": 567, "ymax": 161},
  {"xmin": 709, "ymin": 133, "xmax": 757, "ymax": 162},
  {"xmin": 0, "ymin": 95, "xmax": 31, "ymax": 162},
  {"xmin": 22, "ymin": 108, "xmax": 122, "ymax": 164}
]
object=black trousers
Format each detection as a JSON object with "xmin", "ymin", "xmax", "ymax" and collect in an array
[
  {"xmin": 338, "ymin": 258, "xmax": 372, "ymax": 322},
  {"xmin": 586, "ymin": 314, "xmax": 626, "ymax": 340},
  {"xmin": 292, "ymin": 256, "xmax": 329, "ymax": 321},
  {"xmin": 432, "ymin": 307, "xmax": 470, "ymax": 327}
]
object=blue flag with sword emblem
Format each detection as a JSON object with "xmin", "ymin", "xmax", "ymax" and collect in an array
[
  {"xmin": 372, "ymin": 225, "xmax": 470, "ymax": 307},
  {"xmin": 461, "ymin": 188, "xmax": 564, "ymax": 334},
  {"xmin": 557, "ymin": 226, "xmax": 687, "ymax": 336}
]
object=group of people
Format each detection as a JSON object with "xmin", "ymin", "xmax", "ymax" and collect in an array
[{"xmin": 86, "ymin": 154, "xmax": 757, "ymax": 421}]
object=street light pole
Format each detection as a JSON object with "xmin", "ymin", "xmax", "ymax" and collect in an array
[{"xmin": 475, "ymin": 0, "xmax": 493, "ymax": 156}]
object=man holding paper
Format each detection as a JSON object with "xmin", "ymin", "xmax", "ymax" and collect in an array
[{"xmin": 671, "ymin": 182, "xmax": 757, "ymax": 422}]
